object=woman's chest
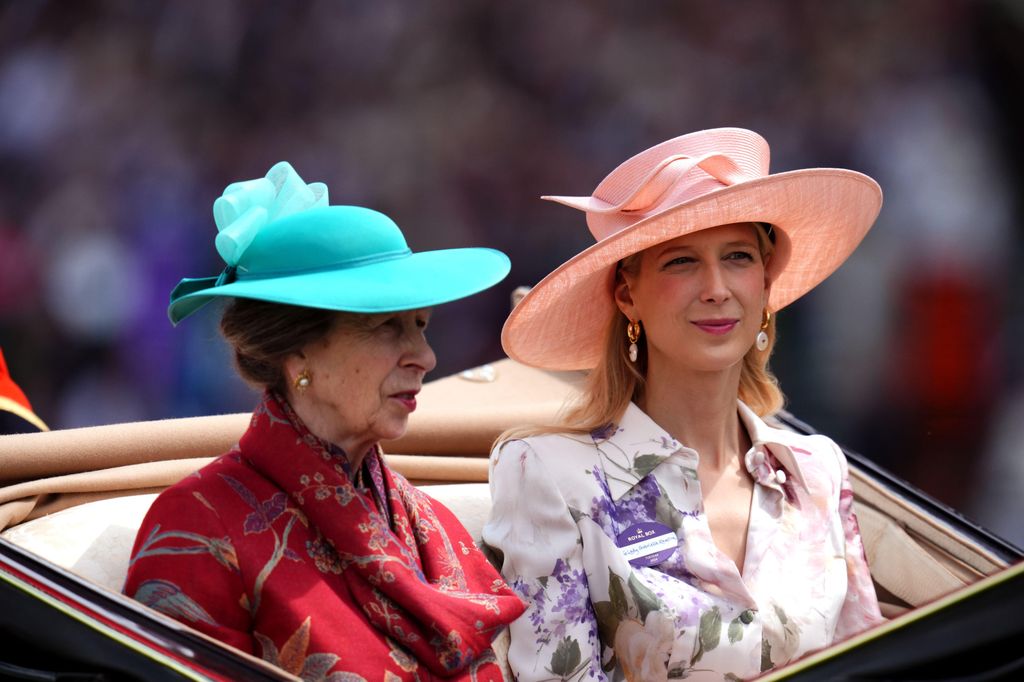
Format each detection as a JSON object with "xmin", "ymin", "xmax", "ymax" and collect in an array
[
  {"xmin": 563, "ymin": 465, "xmax": 848, "ymax": 677},
  {"xmin": 699, "ymin": 462, "xmax": 756, "ymax": 573}
]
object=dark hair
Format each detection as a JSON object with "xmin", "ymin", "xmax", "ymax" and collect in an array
[{"xmin": 219, "ymin": 298, "xmax": 337, "ymax": 393}]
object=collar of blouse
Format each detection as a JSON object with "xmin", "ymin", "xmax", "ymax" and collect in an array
[{"xmin": 595, "ymin": 400, "xmax": 810, "ymax": 503}]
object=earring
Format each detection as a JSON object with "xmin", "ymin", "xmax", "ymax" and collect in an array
[
  {"xmin": 626, "ymin": 320, "xmax": 642, "ymax": 363},
  {"xmin": 294, "ymin": 369, "xmax": 312, "ymax": 391},
  {"xmin": 755, "ymin": 309, "xmax": 771, "ymax": 352}
]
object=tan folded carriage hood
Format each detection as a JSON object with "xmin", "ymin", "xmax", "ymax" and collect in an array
[{"xmin": 0, "ymin": 359, "xmax": 583, "ymax": 529}]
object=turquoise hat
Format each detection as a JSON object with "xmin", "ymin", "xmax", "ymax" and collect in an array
[{"xmin": 168, "ymin": 162, "xmax": 511, "ymax": 325}]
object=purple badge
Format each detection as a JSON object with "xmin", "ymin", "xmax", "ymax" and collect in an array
[{"xmin": 615, "ymin": 522, "xmax": 677, "ymax": 567}]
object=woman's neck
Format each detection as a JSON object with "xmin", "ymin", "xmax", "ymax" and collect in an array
[
  {"xmin": 639, "ymin": 361, "xmax": 745, "ymax": 472},
  {"xmin": 283, "ymin": 391, "xmax": 372, "ymax": 471}
]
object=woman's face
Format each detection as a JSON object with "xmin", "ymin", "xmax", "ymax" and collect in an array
[
  {"xmin": 286, "ymin": 308, "xmax": 436, "ymax": 455},
  {"xmin": 615, "ymin": 223, "xmax": 770, "ymax": 375}
]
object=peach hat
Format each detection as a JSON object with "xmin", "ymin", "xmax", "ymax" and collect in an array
[{"xmin": 502, "ymin": 127, "xmax": 882, "ymax": 370}]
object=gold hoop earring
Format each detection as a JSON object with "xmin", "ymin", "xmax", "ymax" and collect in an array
[
  {"xmin": 294, "ymin": 369, "xmax": 312, "ymax": 391},
  {"xmin": 756, "ymin": 310, "xmax": 771, "ymax": 352},
  {"xmin": 626, "ymin": 320, "xmax": 642, "ymax": 363}
]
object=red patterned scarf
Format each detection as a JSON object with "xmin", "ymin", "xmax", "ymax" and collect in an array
[{"xmin": 242, "ymin": 393, "xmax": 524, "ymax": 679}]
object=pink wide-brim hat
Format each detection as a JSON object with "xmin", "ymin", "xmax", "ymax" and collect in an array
[{"xmin": 502, "ymin": 127, "xmax": 882, "ymax": 371}]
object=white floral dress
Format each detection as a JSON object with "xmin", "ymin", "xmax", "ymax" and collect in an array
[{"xmin": 482, "ymin": 401, "xmax": 883, "ymax": 681}]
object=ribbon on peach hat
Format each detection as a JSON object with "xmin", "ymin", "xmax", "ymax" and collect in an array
[{"xmin": 544, "ymin": 152, "xmax": 755, "ymax": 241}]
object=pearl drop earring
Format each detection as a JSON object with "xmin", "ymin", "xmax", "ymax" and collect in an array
[
  {"xmin": 626, "ymin": 320, "xmax": 642, "ymax": 363},
  {"xmin": 756, "ymin": 310, "xmax": 771, "ymax": 352}
]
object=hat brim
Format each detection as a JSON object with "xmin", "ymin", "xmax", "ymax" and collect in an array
[
  {"xmin": 168, "ymin": 247, "xmax": 510, "ymax": 324},
  {"xmin": 503, "ymin": 168, "xmax": 882, "ymax": 370}
]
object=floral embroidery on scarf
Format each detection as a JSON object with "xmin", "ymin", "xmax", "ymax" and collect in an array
[
  {"xmin": 296, "ymin": 471, "xmax": 356, "ymax": 507},
  {"xmin": 132, "ymin": 579, "xmax": 219, "ymax": 626},
  {"xmin": 386, "ymin": 637, "xmax": 419, "ymax": 672},
  {"xmin": 256, "ymin": 617, "xmax": 366, "ymax": 682},
  {"xmin": 221, "ymin": 473, "xmax": 305, "ymax": 613},
  {"xmin": 357, "ymin": 511, "xmax": 393, "ymax": 553},
  {"xmin": 306, "ymin": 532, "xmax": 343, "ymax": 574},
  {"xmin": 130, "ymin": 525, "xmax": 239, "ymax": 574}
]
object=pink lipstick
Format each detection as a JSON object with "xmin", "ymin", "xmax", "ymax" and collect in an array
[{"xmin": 692, "ymin": 319, "xmax": 738, "ymax": 335}]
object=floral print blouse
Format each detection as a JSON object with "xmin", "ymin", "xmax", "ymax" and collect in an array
[{"xmin": 482, "ymin": 401, "xmax": 883, "ymax": 681}]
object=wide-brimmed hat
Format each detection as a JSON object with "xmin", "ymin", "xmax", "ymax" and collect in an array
[
  {"xmin": 502, "ymin": 127, "xmax": 882, "ymax": 370},
  {"xmin": 168, "ymin": 162, "xmax": 510, "ymax": 324}
]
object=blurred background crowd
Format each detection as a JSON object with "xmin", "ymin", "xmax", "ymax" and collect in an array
[{"xmin": 1, "ymin": 0, "xmax": 1022, "ymax": 545}]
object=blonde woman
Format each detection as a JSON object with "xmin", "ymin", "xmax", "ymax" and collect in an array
[{"xmin": 483, "ymin": 129, "xmax": 884, "ymax": 681}]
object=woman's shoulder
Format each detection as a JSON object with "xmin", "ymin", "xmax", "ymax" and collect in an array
[
  {"xmin": 744, "ymin": 404, "xmax": 839, "ymax": 453},
  {"xmin": 490, "ymin": 431, "xmax": 605, "ymax": 491},
  {"xmin": 146, "ymin": 449, "xmax": 277, "ymax": 520},
  {"xmin": 494, "ymin": 430, "xmax": 601, "ymax": 463},
  {"xmin": 754, "ymin": 413, "xmax": 849, "ymax": 490},
  {"xmin": 761, "ymin": 418, "xmax": 840, "ymax": 452}
]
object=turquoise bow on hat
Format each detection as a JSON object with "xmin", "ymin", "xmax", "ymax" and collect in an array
[
  {"xmin": 167, "ymin": 162, "xmax": 510, "ymax": 325},
  {"xmin": 211, "ymin": 162, "xmax": 328, "ymax": 284}
]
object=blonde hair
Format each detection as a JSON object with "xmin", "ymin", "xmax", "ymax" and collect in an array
[{"xmin": 500, "ymin": 223, "xmax": 783, "ymax": 443}]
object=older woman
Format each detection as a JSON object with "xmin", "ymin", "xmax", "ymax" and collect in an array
[
  {"xmin": 124, "ymin": 163, "xmax": 524, "ymax": 681},
  {"xmin": 484, "ymin": 129, "xmax": 885, "ymax": 681}
]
